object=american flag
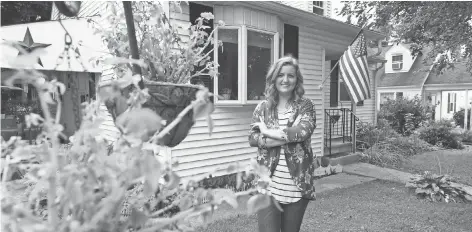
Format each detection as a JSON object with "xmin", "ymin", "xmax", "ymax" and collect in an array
[{"xmin": 339, "ymin": 30, "xmax": 371, "ymax": 103}]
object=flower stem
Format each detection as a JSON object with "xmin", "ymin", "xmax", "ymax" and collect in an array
[{"xmin": 37, "ymin": 91, "xmax": 59, "ymax": 227}]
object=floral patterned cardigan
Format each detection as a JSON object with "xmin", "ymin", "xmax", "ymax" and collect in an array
[{"xmin": 248, "ymin": 97, "xmax": 317, "ymax": 200}]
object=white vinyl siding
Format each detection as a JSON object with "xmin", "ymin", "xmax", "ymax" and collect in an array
[
  {"xmin": 172, "ymin": 106, "xmax": 256, "ymax": 179},
  {"xmin": 299, "ymin": 27, "xmax": 324, "ymax": 157}
]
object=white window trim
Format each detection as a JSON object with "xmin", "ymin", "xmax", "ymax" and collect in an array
[
  {"xmin": 214, "ymin": 26, "xmax": 279, "ymax": 106},
  {"xmin": 312, "ymin": 1, "xmax": 325, "ymax": 15}
]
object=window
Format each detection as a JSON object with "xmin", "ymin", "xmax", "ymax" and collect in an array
[
  {"xmin": 216, "ymin": 28, "xmax": 240, "ymax": 101},
  {"xmin": 214, "ymin": 26, "xmax": 279, "ymax": 104},
  {"xmin": 312, "ymin": 1, "xmax": 324, "ymax": 15},
  {"xmin": 247, "ymin": 30, "xmax": 274, "ymax": 101},
  {"xmin": 284, "ymin": 24, "xmax": 298, "ymax": 59},
  {"xmin": 392, "ymin": 55, "xmax": 403, "ymax": 70},
  {"xmin": 448, "ymin": 93, "xmax": 457, "ymax": 113},
  {"xmin": 396, "ymin": 92, "xmax": 403, "ymax": 99},
  {"xmin": 379, "ymin": 92, "xmax": 394, "ymax": 109}
]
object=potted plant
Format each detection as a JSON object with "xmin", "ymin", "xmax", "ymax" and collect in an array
[
  {"xmin": 93, "ymin": 2, "xmax": 224, "ymax": 147},
  {"xmin": 248, "ymin": 89, "xmax": 258, "ymax": 100},
  {"xmin": 221, "ymin": 88, "xmax": 232, "ymax": 100}
]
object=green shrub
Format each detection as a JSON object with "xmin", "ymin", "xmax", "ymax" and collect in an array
[
  {"xmin": 453, "ymin": 108, "xmax": 471, "ymax": 130},
  {"xmin": 418, "ymin": 120, "xmax": 464, "ymax": 149},
  {"xmin": 460, "ymin": 130, "xmax": 472, "ymax": 144},
  {"xmin": 356, "ymin": 121, "xmax": 399, "ymax": 150},
  {"xmin": 378, "ymin": 96, "xmax": 433, "ymax": 136},
  {"xmin": 359, "ymin": 134, "xmax": 435, "ymax": 168}
]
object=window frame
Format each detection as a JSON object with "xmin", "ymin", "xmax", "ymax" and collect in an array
[
  {"xmin": 392, "ymin": 54, "xmax": 403, "ymax": 70},
  {"xmin": 245, "ymin": 26, "xmax": 279, "ymax": 105},
  {"xmin": 214, "ymin": 26, "xmax": 243, "ymax": 105},
  {"xmin": 312, "ymin": 1, "xmax": 324, "ymax": 15},
  {"xmin": 213, "ymin": 25, "xmax": 279, "ymax": 106}
]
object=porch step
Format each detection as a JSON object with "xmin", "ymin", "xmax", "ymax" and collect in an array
[
  {"xmin": 327, "ymin": 141, "xmax": 352, "ymax": 155},
  {"xmin": 323, "ymin": 152, "xmax": 361, "ymax": 166}
]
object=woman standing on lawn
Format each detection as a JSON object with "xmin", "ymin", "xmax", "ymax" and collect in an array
[{"xmin": 249, "ymin": 56, "xmax": 317, "ymax": 232}]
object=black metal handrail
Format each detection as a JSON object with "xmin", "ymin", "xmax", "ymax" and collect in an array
[{"xmin": 324, "ymin": 108, "xmax": 361, "ymax": 155}]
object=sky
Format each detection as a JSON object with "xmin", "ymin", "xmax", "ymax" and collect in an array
[{"xmin": 331, "ymin": 0, "xmax": 347, "ymax": 22}]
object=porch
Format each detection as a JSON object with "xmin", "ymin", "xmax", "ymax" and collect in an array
[{"xmin": 323, "ymin": 108, "xmax": 359, "ymax": 159}]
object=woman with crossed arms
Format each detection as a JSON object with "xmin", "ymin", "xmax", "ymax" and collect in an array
[{"xmin": 249, "ymin": 56, "xmax": 317, "ymax": 232}]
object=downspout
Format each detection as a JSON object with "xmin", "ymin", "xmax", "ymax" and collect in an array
[{"xmin": 371, "ymin": 40, "xmax": 385, "ymax": 125}]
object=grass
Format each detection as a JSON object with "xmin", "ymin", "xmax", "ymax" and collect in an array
[
  {"xmin": 196, "ymin": 180, "xmax": 472, "ymax": 232},
  {"xmin": 394, "ymin": 146, "xmax": 472, "ymax": 186}
]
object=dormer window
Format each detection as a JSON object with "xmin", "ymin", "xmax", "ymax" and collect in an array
[
  {"xmin": 313, "ymin": 1, "xmax": 324, "ymax": 15},
  {"xmin": 392, "ymin": 55, "xmax": 403, "ymax": 70}
]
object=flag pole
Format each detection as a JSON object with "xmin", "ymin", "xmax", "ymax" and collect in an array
[{"xmin": 319, "ymin": 28, "xmax": 365, "ymax": 87}]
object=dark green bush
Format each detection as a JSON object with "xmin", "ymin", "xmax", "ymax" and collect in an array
[
  {"xmin": 356, "ymin": 120, "xmax": 399, "ymax": 150},
  {"xmin": 460, "ymin": 130, "xmax": 472, "ymax": 144},
  {"xmin": 378, "ymin": 96, "xmax": 433, "ymax": 136},
  {"xmin": 358, "ymin": 134, "xmax": 435, "ymax": 168},
  {"xmin": 453, "ymin": 108, "xmax": 471, "ymax": 130},
  {"xmin": 356, "ymin": 120, "xmax": 435, "ymax": 167},
  {"xmin": 418, "ymin": 120, "xmax": 464, "ymax": 149}
]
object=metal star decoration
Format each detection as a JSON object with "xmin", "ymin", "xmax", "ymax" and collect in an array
[{"xmin": 16, "ymin": 27, "xmax": 51, "ymax": 67}]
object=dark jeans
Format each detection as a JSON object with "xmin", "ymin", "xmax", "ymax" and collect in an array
[{"xmin": 257, "ymin": 197, "xmax": 309, "ymax": 232}]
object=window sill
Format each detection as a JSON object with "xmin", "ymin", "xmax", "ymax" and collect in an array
[{"xmin": 215, "ymin": 100, "xmax": 264, "ymax": 107}]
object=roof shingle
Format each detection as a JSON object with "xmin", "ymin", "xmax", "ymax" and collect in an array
[
  {"xmin": 424, "ymin": 63, "xmax": 472, "ymax": 85},
  {"xmin": 378, "ymin": 52, "xmax": 432, "ymax": 87}
]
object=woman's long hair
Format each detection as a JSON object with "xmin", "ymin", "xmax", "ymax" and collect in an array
[{"xmin": 265, "ymin": 56, "xmax": 305, "ymax": 116}]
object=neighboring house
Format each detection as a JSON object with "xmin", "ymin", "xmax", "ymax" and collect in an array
[
  {"xmin": 377, "ymin": 44, "xmax": 432, "ymax": 109},
  {"xmin": 0, "ymin": 19, "xmax": 104, "ymax": 137},
  {"xmin": 423, "ymin": 63, "xmax": 472, "ymax": 122},
  {"xmin": 376, "ymin": 43, "xmax": 472, "ymax": 126},
  {"xmin": 47, "ymin": 1, "xmax": 385, "ymax": 180}
]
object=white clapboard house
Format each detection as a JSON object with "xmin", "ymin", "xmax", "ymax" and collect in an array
[{"xmin": 48, "ymin": 1, "xmax": 385, "ymax": 180}]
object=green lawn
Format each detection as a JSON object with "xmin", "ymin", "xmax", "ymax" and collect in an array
[
  {"xmin": 396, "ymin": 147, "xmax": 472, "ymax": 186},
  {"xmin": 196, "ymin": 180, "xmax": 472, "ymax": 232},
  {"xmin": 196, "ymin": 148, "xmax": 472, "ymax": 232}
]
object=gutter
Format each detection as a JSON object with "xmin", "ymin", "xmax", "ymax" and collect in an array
[{"xmin": 377, "ymin": 86, "xmax": 422, "ymax": 90}]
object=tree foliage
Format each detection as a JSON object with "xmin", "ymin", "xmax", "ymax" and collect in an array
[
  {"xmin": 339, "ymin": 1, "xmax": 472, "ymax": 74},
  {"xmin": 90, "ymin": 2, "xmax": 222, "ymax": 84},
  {"xmin": 1, "ymin": 1, "xmax": 52, "ymax": 26}
]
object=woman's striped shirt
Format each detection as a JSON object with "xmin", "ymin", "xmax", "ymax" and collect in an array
[{"xmin": 267, "ymin": 108, "xmax": 302, "ymax": 204}]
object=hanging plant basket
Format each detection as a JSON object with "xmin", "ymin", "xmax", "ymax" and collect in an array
[
  {"xmin": 105, "ymin": 81, "xmax": 210, "ymax": 148},
  {"xmin": 141, "ymin": 81, "xmax": 206, "ymax": 147}
]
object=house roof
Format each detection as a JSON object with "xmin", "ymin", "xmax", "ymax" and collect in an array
[
  {"xmin": 424, "ymin": 62, "xmax": 472, "ymax": 85},
  {"xmin": 242, "ymin": 1, "xmax": 385, "ymax": 40},
  {"xmin": 378, "ymin": 50, "xmax": 433, "ymax": 88},
  {"xmin": 0, "ymin": 19, "xmax": 106, "ymax": 72}
]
